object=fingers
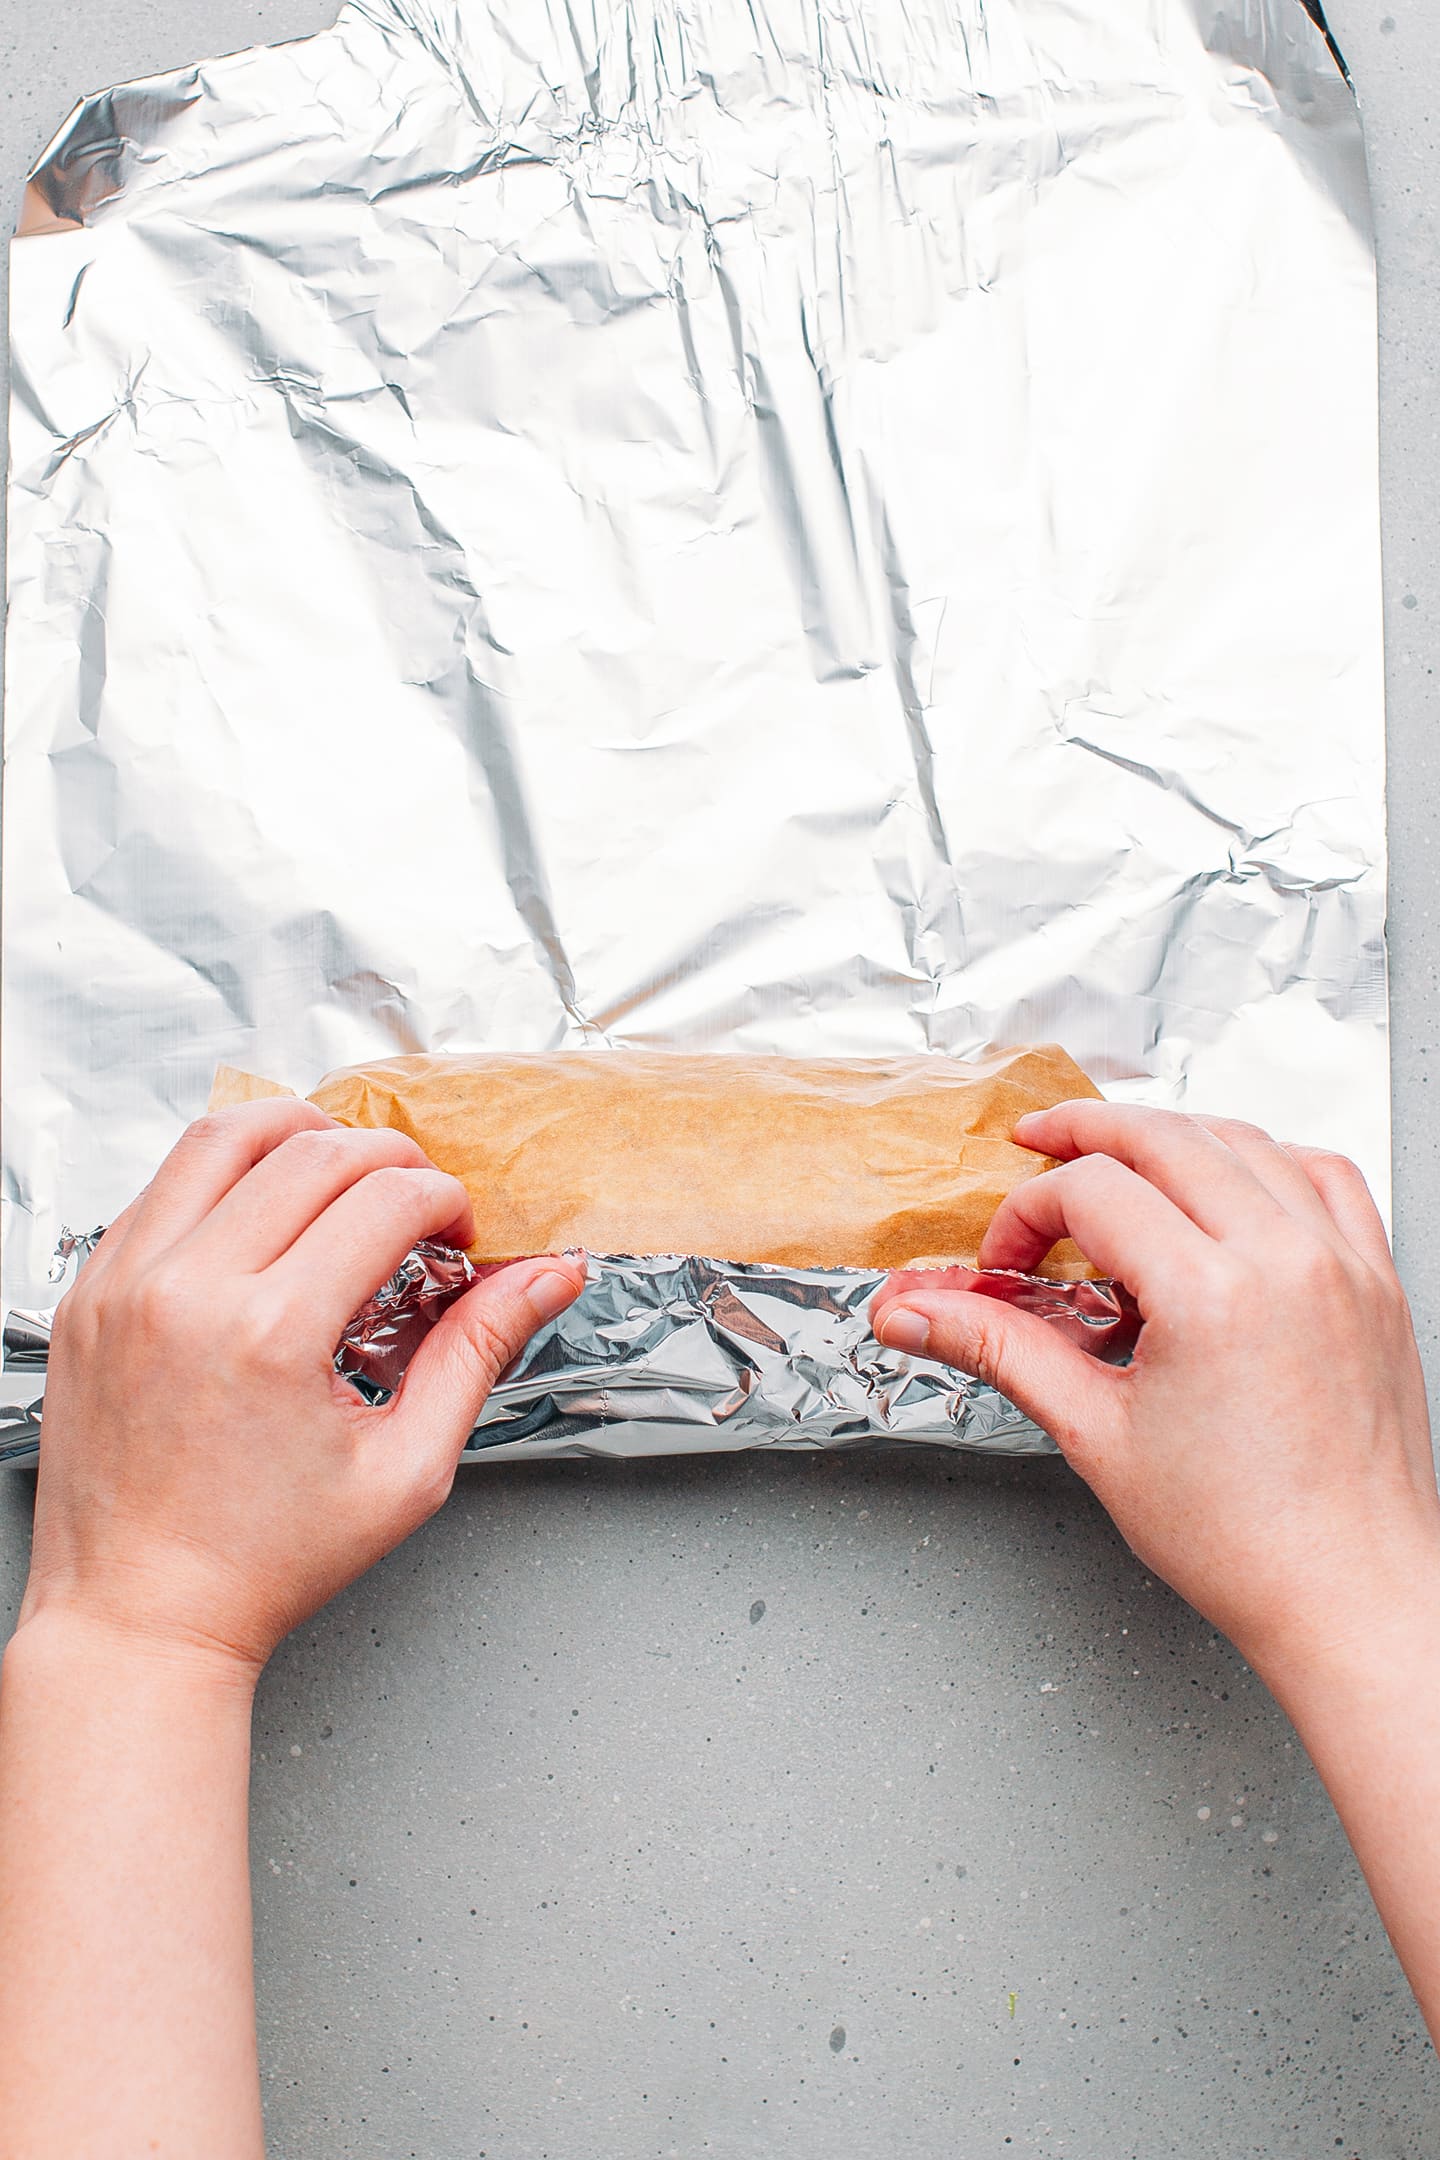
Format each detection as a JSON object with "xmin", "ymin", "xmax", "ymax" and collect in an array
[
  {"xmin": 978, "ymin": 1152, "xmax": 1215, "ymax": 1311},
  {"xmin": 1284, "ymin": 1145, "xmax": 1398, "ymax": 1279},
  {"xmin": 880, "ymin": 1264, "xmax": 1139, "ymax": 1362},
  {"xmin": 380, "ymin": 1256, "xmax": 589, "ymax": 1492},
  {"xmin": 186, "ymin": 1124, "xmax": 469, "ymax": 1274},
  {"xmin": 92, "ymin": 1099, "xmax": 337, "ymax": 1275},
  {"xmin": 1190, "ymin": 1115, "xmax": 1349, "ymax": 1242},
  {"xmin": 262, "ymin": 1163, "xmax": 479, "ymax": 1344},
  {"xmin": 869, "ymin": 1277, "xmax": 1125, "ymax": 1467},
  {"xmin": 1014, "ymin": 1100, "xmax": 1293, "ymax": 1245}
]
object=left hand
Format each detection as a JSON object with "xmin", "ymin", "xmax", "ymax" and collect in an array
[{"xmin": 21, "ymin": 1099, "xmax": 586, "ymax": 1675}]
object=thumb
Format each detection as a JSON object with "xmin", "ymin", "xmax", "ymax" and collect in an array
[
  {"xmin": 870, "ymin": 1277, "xmax": 1123, "ymax": 1467},
  {"xmin": 386, "ymin": 1254, "xmax": 588, "ymax": 1464}
]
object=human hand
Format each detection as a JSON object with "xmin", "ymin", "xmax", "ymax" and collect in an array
[
  {"xmin": 870, "ymin": 1104, "xmax": 1440, "ymax": 1679},
  {"xmin": 19, "ymin": 1101, "xmax": 586, "ymax": 1676}
]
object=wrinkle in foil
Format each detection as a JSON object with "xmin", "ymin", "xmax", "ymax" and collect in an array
[{"xmin": 1, "ymin": 0, "xmax": 1385, "ymax": 1461}]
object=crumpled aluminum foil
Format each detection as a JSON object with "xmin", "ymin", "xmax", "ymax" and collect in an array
[
  {"xmin": 337, "ymin": 1237, "xmax": 484, "ymax": 1392},
  {"xmin": 1, "ymin": 0, "xmax": 1385, "ymax": 1463},
  {"xmin": 0, "ymin": 1245, "xmax": 1133, "ymax": 1466}
]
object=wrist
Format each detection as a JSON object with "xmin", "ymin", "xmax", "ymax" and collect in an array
[
  {"xmin": 1240, "ymin": 1522, "xmax": 1440, "ymax": 1711},
  {"xmin": 5, "ymin": 1601, "xmax": 263, "ymax": 1708}
]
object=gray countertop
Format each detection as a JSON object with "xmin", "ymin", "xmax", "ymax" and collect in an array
[{"xmin": 2, "ymin": 3, "xmax": 1438, "ymax": 2154}]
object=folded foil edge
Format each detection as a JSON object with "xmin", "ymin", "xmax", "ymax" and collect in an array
[{"xmin": 1, "ymin": 1235, "xmax": 1134, "ymax": 1467}]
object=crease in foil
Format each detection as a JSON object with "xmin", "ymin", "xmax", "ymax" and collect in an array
[{"xmin": 1, "ymin": 0, "xmax": 1386, "ymax": 1463}]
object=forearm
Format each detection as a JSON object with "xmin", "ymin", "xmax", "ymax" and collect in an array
[
  {"xmin": 1255, "ymin": 1572, "xmax": 1440, "ymax": 2047},
  {"xmin": 0, "ymin": 1611, "xmax": 264, "ymax": 2160}
]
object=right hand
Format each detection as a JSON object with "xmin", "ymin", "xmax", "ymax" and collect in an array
[{"xmin": 870, "ymin": 1102, "xmax": 1440, "ymax": 1679}]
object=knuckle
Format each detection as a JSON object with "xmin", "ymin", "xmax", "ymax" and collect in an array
[
  {"xmin": 1063, "ymin": 1153, "xmax": 1118, "ymax": 1198},
  {"xmin": 366, "ymin": 1161, "xmax": 436, "ymax": 1206},
  {"xmin": 963, "ymin": 1307, "xmax": 1008, "ymax": 1393},
  {"xmin": 1309, "ymin": 1147, "xmax": 1363, "ymax": 1183},
  {"xmin": 1084, "ymin": 1103, "xmax": 1162, "ymax": 1135},
  {"xmin": 276, "ymin": 1125, "xmax": 349, "ymax": 1169},
  {"xmin": 1280, "ymin": 1233, "xmax": 1353, "ymax": 1303},
  {"xmin": 130, "ymin": 1262, "xmax": 203, "ymax": 1340},
  {"xmin": 183, "ymin": 1109, "xmax": 239, "ymax": 1151},
  {"xmin": 279, "ymin": 1124, "xmax": 333, "ymax": 1156},
  {"xmin": 382, "ymin": 1162, "xmax": 462, "ymax": 1215},
  {"xmin": 205, "ymin": 1098, "xmax": 329, "ymax": 1145},
  {"xmin": 47, "ymin": 1286, "xmax": 82, "ymax": 1354},
  {"xmin": 234, "ymin": 1293, "xmax": 304, "ymax": 1373},
  {"xmin": 1197, "ymin": 1252, "xmax": 1258, "ymax": 1327},
  {"xmin": 452, "ymin": 1305, "xmax": 518, "ymax": 1392},
  {"xmin": 185, "ymin": 1100, "xmax": 322, "ymax": 1155},
  {"xmin": 1049, "ymin": 1095, "xmax": 1102, "ymax": 1125},
  {"xmin": 361, "ymin": 1128, "xmax": 429, "ymax": 1169},
  {"xmin": 134, "ymin": 1260, "xmax": 184, "ymax": 1318},
  {"xmin": 1211, "ymin": 1115, "xmax": 1270, "ymax": 1147},
  {"xmin": 313, "ymin": 1126, "xmax": 428, "ymax": 1171},
  {"xmin": 1030, "ymin": 1098, "xmax": 1098, "ymax": 1151},
  {"xmin": 1289, "ymin": 1141, "xmax": 1368, "ymax": 1197},
  {"xmin": 71, "ymin": 1272, "xmax": 119, "ymax": 1338}
]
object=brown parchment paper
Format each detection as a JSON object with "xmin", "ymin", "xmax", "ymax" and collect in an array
[{"xmin": 210, "ymin": 1044, "xmax": 1099, "ymax": 1280}]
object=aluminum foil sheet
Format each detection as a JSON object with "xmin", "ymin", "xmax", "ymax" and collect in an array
[{"xmin": 1, "ymin": 0, "xmax": 1385, "ymax": 1462}]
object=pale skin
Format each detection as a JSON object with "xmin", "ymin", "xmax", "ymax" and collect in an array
[
  {"xmin": 0, "ymin": 1099, "xmax": 1435, "ymax": 2157},
  {"xmin": 875, "ymin": 1104, "xmax": 1440, "ymax": 2047},
  {"xmin": 0, "ymin": 1099, "xmax": 589, "ymax": 2160}
]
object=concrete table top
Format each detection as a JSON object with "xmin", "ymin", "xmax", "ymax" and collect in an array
[{"xmin": 2, "ymin": 3, "xmax": 1438, "ymax": 2153}]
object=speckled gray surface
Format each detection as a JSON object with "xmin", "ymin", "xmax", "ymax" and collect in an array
[{"xmin": 1, "ymin": 3, "xmax": 1438, "ymax": 2155}]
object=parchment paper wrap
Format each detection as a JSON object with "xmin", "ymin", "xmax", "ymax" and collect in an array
[
  {"xmin": 209, "ymin": 1042, "xmax": 1102, "ymax": 1274},
  {"xmin": 1, "ymin": 0, "xmax": 1385, "ymax": 1463}
]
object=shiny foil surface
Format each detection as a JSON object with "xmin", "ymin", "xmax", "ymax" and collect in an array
[
  {"xmin": 0, "ymin": 1252, "xmax": 1132, "ymax": 1466},
  {"xmin": 1, "ymin": 0, "xmax": 1385, "ymax": 1461}
]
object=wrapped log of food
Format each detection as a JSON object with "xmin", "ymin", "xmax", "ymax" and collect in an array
[{"xmin": 209, "ymin": 1043, "xmax": 1100, "ymax": 1280}]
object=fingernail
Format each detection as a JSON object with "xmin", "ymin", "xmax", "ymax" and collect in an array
[
  {"xmin": 526, "ymin": 1267, "xmax": 582, "ymax": 1323},
  {"xmin": 877, "ymin": 1306, "xmax": 931, "ymax": 1354}
]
